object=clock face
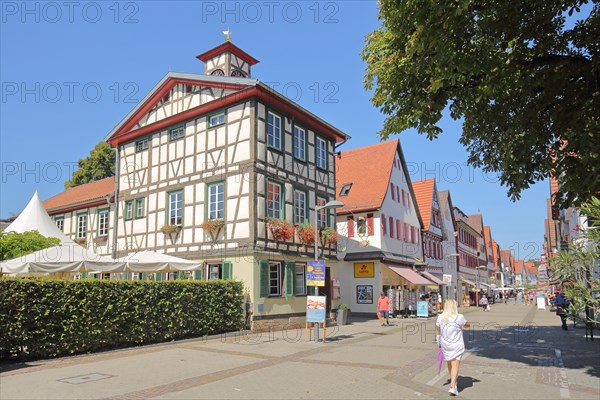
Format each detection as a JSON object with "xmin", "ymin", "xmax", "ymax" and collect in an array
[
  {"xmin": 231, "ymin": 70, "xmax": 246, "ymax": 78},
  {"xmin": 211, "ymin": 69, "xmax": 225, "ymax": 76}
]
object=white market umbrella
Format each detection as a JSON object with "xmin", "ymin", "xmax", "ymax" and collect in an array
[{"xmin": 117, "ymin": 250, "xmax": 202, "ymax": 272}]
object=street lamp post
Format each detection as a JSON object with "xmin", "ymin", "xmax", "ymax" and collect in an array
[
  {"xmin": 476, "ymin": 265, "xmax": 486, "ymax": 307},
  {"xmin": 444, "ymin": 253, "xmax": 459, "ymax": 302},
  {"xmin": 309, "ymin": 200, "xmax": 344, "ymax": 343}
]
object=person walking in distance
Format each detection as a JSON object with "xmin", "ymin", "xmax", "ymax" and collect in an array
[
  {"xmin": 436, "ymin": 299, "xmax": 471, "ymax": 396},
  {"xmin": 555, "ymin": 291, "xmax": 570, "ymax": 331},
  {"xmin": 480, "ymin": 294, "xmax": 489, "ymax": 311},
  {"xmin": 378, "ymin": 292, "xmax": 390, "ymax": 326}
]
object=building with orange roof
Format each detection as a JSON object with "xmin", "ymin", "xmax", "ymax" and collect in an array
[
  {"xmin": 514, "ymin": 260, "xmax": 525, "ymax": 286},
  {"xmin": 33, "ymin": 40, "xmax": 351, "ymax": 328},
  {"xmin": 41, "ymin": 176, "xmax": 116, "ymax": 255},
  {"xmin": 438, "ymin": 190, "xmax": 458, "ymax": 301},
  {"xmin": 335, "ymin": 139, "xmax": 430, "ymax": 315},
  {"xmin": 412, "ymin": 179, "xmax": 445, "ymax": 277},
  {"xmin": 453, "ymin": 206, "xmax": 486, "ymax": 305}
]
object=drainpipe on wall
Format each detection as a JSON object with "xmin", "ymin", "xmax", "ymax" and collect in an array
[{"xmin": 111, "ymin": 145, "xmax": 120, "ymax": 260}]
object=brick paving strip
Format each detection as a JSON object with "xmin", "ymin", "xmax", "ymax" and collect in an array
[{"xmin": 103, "ymin": 321, "xmax": 424, "ymax": 400}]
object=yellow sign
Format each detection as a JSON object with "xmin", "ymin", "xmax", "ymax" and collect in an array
[{"xmin": 354, "ymin": 262, "xmax": 375, "ymax": 278}]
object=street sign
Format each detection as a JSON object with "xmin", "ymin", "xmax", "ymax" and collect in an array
[
  {"xmin": 306, "ymin": 296, "xmax": 326, "ymax": 323},
  {"xmin": 307, "ymin": 260, "xmax": 326, "ymax": 287},
  {"xmin": 443, "ymin": 274, "xmax": 452, "ymax": 286}
]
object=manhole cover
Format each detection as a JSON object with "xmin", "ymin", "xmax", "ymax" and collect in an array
[{"xmin": 58, "ymin": 373, "xmax": 114, "ymax": 385}]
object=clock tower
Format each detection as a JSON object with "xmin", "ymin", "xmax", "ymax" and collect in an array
[{"xmin": 196, "ymin": 41, "xmax": 259, "ymax": 78}]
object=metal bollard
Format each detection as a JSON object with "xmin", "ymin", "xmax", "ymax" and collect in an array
[{"xmin": 314, "ymin": 323, "xmax": 320, "ymax": 343}]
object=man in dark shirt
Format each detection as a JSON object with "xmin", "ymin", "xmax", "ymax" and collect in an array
[{"xmin": 555, "ymin": 292, "xmax": 570, "ymax": 331}]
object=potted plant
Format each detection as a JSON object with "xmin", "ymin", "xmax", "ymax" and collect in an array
[
  {"xmin": 296, "ymin": 223, "xmax": 315, "ymax": 246},
  {"xmin": 200, "ymin": 218, "xmax": 225, "ymax": 238},
  {"xmin": 266, "ymin": 219, "xmax": 295, "ymax": 242},
  {"xmin": 319, "ymin": 227, "xmax": 338, "ymax": 247},
  {"xmin": 160, "ymin": 224, "xmax": 181, "ymax": 234},
  {"xmin": 336, "ymin": 303, "xmax": 350, "ymax": 325}
]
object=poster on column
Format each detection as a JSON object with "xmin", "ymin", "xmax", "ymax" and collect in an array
[
  {"xmin": 417, "ymin": 301, "xmax": 429, "ymax": 318},
  {"xmin": 307, "ymin": 260, "xmax": 326, "ymax": 287},
  {"xmin": 306, "ymin": 296, "xmax": 326, "ymax": 323}
]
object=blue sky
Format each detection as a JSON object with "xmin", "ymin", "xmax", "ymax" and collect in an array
[{"xmin": 2, "ymin": 0, "xmax": 586, "ymax": 261}]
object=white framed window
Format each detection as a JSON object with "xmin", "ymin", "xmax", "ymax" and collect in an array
[
  {"xmin": 97, "ymin": 209, "xmax": 109, "ymax": 237},
  {"xmin": 208, "ymin": 112, "xmax": 225, "ymax": 127},
  {"xmin": 54, "ymin": 217, "xmax": 64, "ymax": 232},
  {"xmin": 316, "ymin": 197, "xmax": 327, "ymax": 228},
  {"xmin": 316, "ymin": 136, "xmax": 327, "ymax": 169},
  {"xmin": 267, "ymin": 111, "xmax": 282, "ymax": 150},
  {"xmin": 295, "ymin": 263, "xmax": 306, "ymax": 295},
  {"xmin": 168, "ymin": 191, "xmax": 183, "ymax": 225},
  {"xmin": 208, "ymin": 182, "xmax": 224, "ymax": 219},
  {"xmin": 267, "ymin": 182, "xmax": 283, "ymax": 219},
  {"xmin": 293, "ymin": 126, "xmax": 306, "ymax": 160},
  {"xmin": 77, "ymin": 214, "xmax": 87, "ymax": 239},
  {"xmin": 269, "ymin": 262, "xmax": 281, "ymax": 296},
  {"xmin": 124, "ymin": 200, "xmax": 133, "ymax": 220},
  {"xmin": 169, "ymin": 126, "xmax": 185, "ymax": 141},
  {"xmin": 293, "ymin": 190, "xmax": 306, "ymax": 225},
  {"xmin": 208, "ymin": 263, "xmax": 222, "ymax": 280},
  {"xmin": 135, "ymin": 198, "xmax": 145, "ymax": 218},
  {"xmin": 135, "ymin": 137, "xmax": 148, "ymax": 152}
]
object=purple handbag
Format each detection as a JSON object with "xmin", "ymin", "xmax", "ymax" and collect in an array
[{"xmin": 437, "ymin": 345, "xmax": 444, "ymax": 373}]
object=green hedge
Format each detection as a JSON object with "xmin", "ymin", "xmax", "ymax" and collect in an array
[{"xmin": 0, "ymin": 278, "xmax": 245, "ymax": 360}]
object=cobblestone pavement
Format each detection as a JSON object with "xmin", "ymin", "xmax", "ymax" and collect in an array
[{"xmin": 1, "ymin": 302, "xmax": 599, "ymax": 399}]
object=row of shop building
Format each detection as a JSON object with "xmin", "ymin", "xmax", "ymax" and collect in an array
[{"xmin": 4, "ymin": 40, "xmax": 537, "ymax": 328}]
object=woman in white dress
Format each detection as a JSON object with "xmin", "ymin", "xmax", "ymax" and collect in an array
[{"xmin": 436, "ymin": 299, "xmax": 470, "ymax": 396}]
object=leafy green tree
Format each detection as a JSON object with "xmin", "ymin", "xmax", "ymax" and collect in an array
[
  {"xmin": 550, "ymin": 197, "xmax": 600, "ymax": 324},
  {"xmin": 0, "ymin": 230, "xmax": 61, "ymax": 261},
  {"xmin": 363, "ymin": 0, "xmax": 599, "ymax": 207},
  {"xmin": 64, "ymin": 142, "xmax": 115, "ymax": 189}
]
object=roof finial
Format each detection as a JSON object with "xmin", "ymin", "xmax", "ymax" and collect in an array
[{"xmin": 222, "ymin": 28, "xmax": 232, "ymax": 42}]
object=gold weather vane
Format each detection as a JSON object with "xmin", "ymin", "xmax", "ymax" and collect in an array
[{"xmin": 223, "ymin": 28, "xmax": 232, "ymax": 42}]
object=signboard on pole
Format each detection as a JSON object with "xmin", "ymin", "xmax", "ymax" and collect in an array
[
  {"xmin": 307, "ymin": 260, "xmax": 326, "ymax": 287},
  {"xmin": 306, "ymin": 296, "xmax": 326, "ymax": 323},
  {"xmin": 443, "ymin": 274, "xmax": 452, "ymax": 287}
]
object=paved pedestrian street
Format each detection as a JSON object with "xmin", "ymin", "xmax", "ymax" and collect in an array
[{"xmin": 1, "ymin": 303, "xmax": 599, "ymax": 399}]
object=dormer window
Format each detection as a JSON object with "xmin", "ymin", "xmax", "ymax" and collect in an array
[
  {"xmin": 339, "ymin": 183, "xmax": 352, "ymax": 197},
  {"xmin": 231, "ymin": 70, "xmax": 246, "ymax": 78}
]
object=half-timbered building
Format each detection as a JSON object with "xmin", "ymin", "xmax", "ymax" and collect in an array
[{"xmin": 101, "ymin": 40, "xmax": 349, "ymax": 328}]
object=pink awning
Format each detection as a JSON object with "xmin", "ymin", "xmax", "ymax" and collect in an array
[
  {"xmin": 421, "ymin": 271, "xmax": 444, "ymax": 285},
  {"xmin": 388, "ymin": 266, "xmax": 434, "ymax": 286}
]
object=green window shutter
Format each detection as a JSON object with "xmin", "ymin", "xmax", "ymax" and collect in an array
[
  {"xmin": 141, "ymin": 273, "xmax": 146, "ymax": 280},
  {"xmin": 284, "ymin": 261, "xmax": 296, "ymax": 297},
  {"xmin": 81, "ymin": 272, "xmax": 88, "ymax": 279},
  {"xmin": 194, "ymin": 264, "xmax": 205, "ymax": 280},
  {"xmin": 258, "ymin": 260, "xmax": 270, "ymax": 298},
  {"xmin": 222, "ymin": 261, "xmax": 233, "ymax": 280},
  {"xmin": 155, "ymin": 272, "xmax": 163, "ymax": 281}
]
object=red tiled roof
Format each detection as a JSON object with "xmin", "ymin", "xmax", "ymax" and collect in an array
[
  {"xmin": 336, "ymin": 140, "xmax": 398, "ymax": 214},
  {"xmin": 515, "ymin": 260, "xmax": 524, "ymax": 274},
  {"xmin": 524, "ymin": 261, "xmax": 537, "ymax": 276},
  {"xmin": 550, "ymin": 177, "xmax": 559, "ymax": 196},
  {"xmin": 44, "ymin": 177, "xmax": 115, "ymax": 213},
  {"xmin": 491, "ymin": 239, "xmax": 500, "ymax": 271},
  {"xmin": 412, "ymin": 179, "xmax": 435, "ymax": 230},
  {"xmin": 500, "ymin": 249, "xmax": 511, "ymax": 265},
  {"xmin": 546, "ymin": 199, "xmax": 557, "ymax": 248},
  {"xmin": 467, "ymin": 214, "xmax": 483, "ymax": 233},
  {"xmin": 483, "ymin": 226, "xmax": 492, "ymax": 249}
]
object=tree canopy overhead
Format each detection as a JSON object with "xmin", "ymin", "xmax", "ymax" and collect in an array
[
  {"xmin": 0, "ymin": 230, "xmax": 61, "ymax": 261},
  {"xmin": 363, "ymin": 0, "xmax": 599, "ymax": 207},
  {"xmin": 64, "ymin": 141, "xmax": 115, "ymax": 189}
]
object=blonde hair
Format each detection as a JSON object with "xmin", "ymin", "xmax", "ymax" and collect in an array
[{"xmin": 441, "ymin": 299, "xmax": 459, "ymax": 324}]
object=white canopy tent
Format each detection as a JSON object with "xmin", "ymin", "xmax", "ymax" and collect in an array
[
  {"xmin": 0, "ymin": 192, "xmax": 124, "ymax": 274},
  {"xmin": 117, "ymin": 250, "xmax": 202, "ymax": 272}
]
